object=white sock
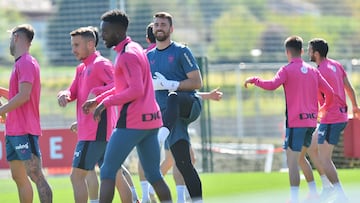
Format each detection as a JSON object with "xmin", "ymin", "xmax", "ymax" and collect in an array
[
  {"xmin": 89, "ymin": 200, "xmax": 99, "ymax": 203},
  {"xmin": 320, "ymin": 174, "xmax": 332, "ymax": 189},
  {"xmin": 333, "ymin": 182, "xmax": 346, "ymax": 197},
  {"xmin": 149, "ymin": 185, "xmax": 155, "ymax": 195},
  {"xmin": 140, "ymin": 181, "xmax": 150, "ymax": 201},
  {"xmin": 192, "ymin": 199, "xmax": 203, "ymax": 203},
  {"xmin": 158, "ymin": 127, "xmax": 170, "ymax": 145},
  {"xmin": 130, "ymin": 185, "xmax": 139, "ymax": 202},
  {"xmin": 185, "ymin": 187, "xmax": 191, "ymax": 200},
  {"xmin": 290, "ymin": 186, "xmax": 299, "ymax": 203},
  {"xmin": 307, "ymin": 181, "xmax": 318, "ymax": 195},
  {"xmin": 176, "ymin": 185, "xmax": 186, "ymax": 203}
]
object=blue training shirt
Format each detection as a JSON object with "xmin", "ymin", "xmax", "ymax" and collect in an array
[{"xmin": 147, "ymin": 41, "xmax": 200, "ymax": 110}]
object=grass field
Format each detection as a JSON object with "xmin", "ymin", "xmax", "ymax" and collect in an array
[{"xmin": 0, "ymin": 169, "xmax": 359, "ymax": 202}]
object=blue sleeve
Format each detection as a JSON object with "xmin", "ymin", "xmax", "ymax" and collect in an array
[{"xmin": 179, "ymin": 46, "xmax": 199, "ymax": 74}]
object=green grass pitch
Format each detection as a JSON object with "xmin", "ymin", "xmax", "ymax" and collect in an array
[{"xmin": 0, "ymin": 169, "xmax": 359, "ymax": 202}]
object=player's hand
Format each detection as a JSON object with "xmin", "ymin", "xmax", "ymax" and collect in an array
[
  {"xmin": 244, "ymin": 77, "xmax": 257, "ymax": 88},
  {"xmin": 152, "ymin": 72, "xmax": 179, "ymax": 92},
  {"xmin": 93, "ymin": 103, "xmax": 105, "ymax": 122},
  {"xmin": 82, "ymin": 99, "xmax": 98, "ymax": 114},
  {"xmin": 0, "ymin": 100, "xmax": 6, "ymax": 124},
  {"xmin": 0, "ymin": 101, "xmax": 6, "ymax": 123},
  {"xmin": 352, "ymin": 106, "xmax": 360, "ymax": 119},
  {"xmin": 208, "ymin": 87, "xmax": 223, "ymax": 101},
  {"xmin": 70, "ymin": 121, "xmax": 77, "ymax": 133},
  {"xmin": 57, "ymin": 91, "xmax": 70, "ymax": 107}
]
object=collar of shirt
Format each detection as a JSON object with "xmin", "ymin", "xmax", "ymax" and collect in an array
[
  {"xmin": 82, "ymin": 51, "xmax": 100, "ymax": 66},
  {"xmin": 114, "ymin": 36, "xmax": 132, "ymax": 53},
  {"xmin": 290, "ymin": 57, "xmax": 303, "ymax": 64},
  {"xmin": 318, "ymin": 58, "xmax": 329, "ymax": 68}
]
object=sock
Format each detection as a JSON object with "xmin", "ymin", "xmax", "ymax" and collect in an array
[
  {"xmin": 192, "ymin": 198, "xmax": 203, "ymax": 203},
  {"xmin": 320, "ymin": 174, "xmax": 332, "ymax": 189},
  {"xmin": 185, "ymin": 187, "xmax": 191, "ymax": 200},
  {"xmin": 158, "ymin": 127, "xmax": 170, "ymax": 145},
  {"xmin": 130, "ymin": 185, "xmax": 139, "ymax": 202},
  {"xmin": 140, "ymin": 181, "xmax": 150, "ymax": 202},
  {"xmin": 176, "ymin": 185, "xmax": 186, "ymax": 203},
  {"xmin": 89, "ymin": 200, "xmax": 99, "ymax": 203},
  {"xmin": 307, "ymin": 181, "xmax": 318, "ymax": 195},
  {"xmin": 290, "ymin": 186, "xmax": 299, "ymax": 203},
  {"xmin": 333, "ymin": 182, "xmax": 346, "ymax": 197},
  {"xmin": 149, "ymin": 185, "xmax": 155, "ymax": 195}
]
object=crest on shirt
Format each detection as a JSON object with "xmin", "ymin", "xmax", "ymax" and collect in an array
[
  {"xmin": 168, "ymin": 55, "xmax": 174, "ymax": 63},
  {"xmin": 329, "ymin": 65, "xmax": 337, "ymax": 72},
  {"xmin": 300, "ymin": 66, "xmax": 308, "ymax": 74}
]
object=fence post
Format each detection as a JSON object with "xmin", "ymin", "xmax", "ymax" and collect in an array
[{"xmin": 196, "ymin": 56, "xmax": 213, "ymax": 172}]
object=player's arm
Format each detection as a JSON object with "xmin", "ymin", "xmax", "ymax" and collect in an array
[
  {"xmin": 318, "ymin": 73, "xmax": 334, "ymax": 114},
  {"xmin": 343, "ymin": 75, "xmax": 360, "ymax": 116},
  {"xmin": 196, "ymin": 87, "xmax": 223, "ymax": 101},
  {"xmin": 0, "ymin": 87, "xmax": 9, "ymax": 99},
  {"xmin": 0, "ymin": 82, "xmax": 32, "ymax": 115},
  {"xmin": 244, "ymin": 68, "xmax": 285, "ymax": 90},
  {"xmin": 178, "ymin": 69, "xmax": 202, "ymax": 91}
]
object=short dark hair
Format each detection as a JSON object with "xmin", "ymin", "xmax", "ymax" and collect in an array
[
  {"xmin": 309, "ymin": 38, "xmax": 328, "ymax": 58},
  {"xmin": 284, "ymin": 35, "xmax": 303, "ymax": 56},
  {"xmin": 101, "ymin": 9, "xmax": 129, "ymax": 31},
  {"xmin": 11, "ymin": 24, "xmax": 34, "ymax": 42},
  {"xmin": 154, "ymin": 11, "xmax": 173, "ymax": 26},
  {"xmin": 146, "ymin": 23, "xmax": 155, "ymax": 43},
  {"xmin": 70, "ymin": 26, "xmax": 99, "ymax": 47}
]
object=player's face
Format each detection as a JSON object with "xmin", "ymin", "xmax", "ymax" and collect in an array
[
  {"xmin": 100, "ymin": 21, "xmax": 118, "ymax": 48},
  {"xmin": 307, "ymin": 45, "xmax": 316, "ymax": 62},
  {"xmin": 71, "ymin": 35, "xmax": 90, "ymax": 61},
  {"xmin": 153, "ymin": 17, "xmax": 171, "ymax": 42}
]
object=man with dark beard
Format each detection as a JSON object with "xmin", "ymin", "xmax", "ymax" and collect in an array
[{"xmin": 147, "ymin": 11, "xmax": 204, "ymax": 203}]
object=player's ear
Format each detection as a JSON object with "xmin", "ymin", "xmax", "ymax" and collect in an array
[{"xmin": 170, "ymin": 26, "xmax": 174, "ymax": 34}]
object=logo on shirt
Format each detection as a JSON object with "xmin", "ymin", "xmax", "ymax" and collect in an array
[
  {"xmin": 300, "ymin": 66, "xmax": 308, "ymax": 74},
  {"xmin": 142, "ymin": 111, "xmax": 161, "ymax": 122},
  {"xmin": 168, "ymin": 56, "xmax": 174, "ymax": 63},
  {"xmin": 299, "ymin": 113, "xmax": 317, "ymax": 120},
  {"xmin": 329, "ymin": 65, "xmax": 337, "ymax": 72}
]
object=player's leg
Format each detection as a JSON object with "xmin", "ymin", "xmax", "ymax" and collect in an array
[
  {"xmin": 71, "ymin": 167, "xmax": 91, "ymax": 203},
  {"xmin": 21, "ymin": 135, "xmax": 52, "ymax": 203},
  {"xmin": 86, "ymin": 170, "xmax": 99, "ymax": 203},
  {"xmin": 138, "ymin": 160, "xmax": 151, "ymax": 202},
  {"xmin": 170, "ymin": 140, "xmax": 202, "ymax": 202},
  {"xmin": 284, "ymin": 127, "xmax": 314, "ymax": 203},
  {"xmin": 298, "ymin": 137, "xmax": 318, "ymax": 199},
  {"xmin": 72, "ymin": 141, "xmax": 107, "ymax": 203},
  {"xmin": 9, "ymin": 160, "xmax": 33, "ymax": 203},
  {"xmin": 173, "ymin": 166, "xmax": 186, "ymax": 203},
  {"xmin": 137, "ymin": 128, "xmax": 172, "ymax": 202},
  {"xmin": 99, "ymin": 128, "xmax": 144, "ymax": 202},
  {"xmin": 121, "ymin": 165, "xmax": 140, "ymax": 203},
  {"xmin": 318, "ymin": 122, "xmax": 347, "ymax": 201},
  {"xmin": 172, "ymin": 145, "xmax": 195, "ymax": 203},
  {"xmin": 114, "ymin": 168, "xmax": 133, "ymax": 203},
  {"xmin": 306, "ymin": 129, "xmax": 332, "ymax": 192},
  {"xmin": 6, "ymin": 135, "xmax": 34, "ymax": 203}
]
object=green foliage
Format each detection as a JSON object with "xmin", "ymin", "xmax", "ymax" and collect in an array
[
  {"xmin": 0, "ymin": 8, "xmax": 24, "ymax": 64},
  {"xmin": 208, "ymin": 5, "xmax": 266, "ymax": 62}
]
